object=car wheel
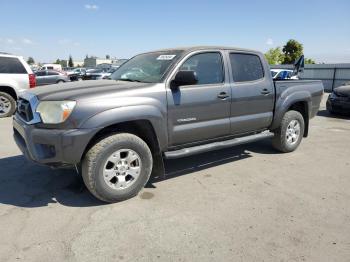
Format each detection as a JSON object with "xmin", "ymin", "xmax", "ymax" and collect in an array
[
  {"xmin": 272, "ymin": 110, "xmax": 305, "ymax": 153},
  {"xmin": 0, "ymin": 92, "xmax": 16, "ymax": 118},
  {"xmin": 81, "ymin": 133, "xmax": 153, "ymax": 203},
  {"xmin": 57, "ymin": 80, "xmax": 65, "ymax": 84}
]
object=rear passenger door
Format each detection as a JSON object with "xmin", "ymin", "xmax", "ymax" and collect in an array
[
  {"xmin": 47, "ymin": 71, "xmax": 59, "ymax": 84},
  {"xmin": 228, "ymin": 52, "xmax": 274, "ymax": 134},
  {"xmin": 167, "ymin": 51, "xmax": 231, "ymax": 146}
]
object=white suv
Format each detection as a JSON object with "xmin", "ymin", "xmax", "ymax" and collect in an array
[{"xmin": 0, "ymin": 53, "xmax": 36, "ymax": 117}]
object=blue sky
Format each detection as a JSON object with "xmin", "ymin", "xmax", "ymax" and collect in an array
[{"xmin": 0, "ymin": 0, "xmax": 349, "ymax": 63}]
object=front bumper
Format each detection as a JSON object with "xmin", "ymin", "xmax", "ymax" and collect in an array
[
  {"xmin": 326, "ymin": 95, "xmax": 350, "ymax": 114},
  {"xmin": 13, "ymin": 115, "xmax": 99, "ymax": 167}
]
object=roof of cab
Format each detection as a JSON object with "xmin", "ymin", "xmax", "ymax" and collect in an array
[{"xmin": 143, "ymin": 46, "xmax": 263, "ymax": 55}]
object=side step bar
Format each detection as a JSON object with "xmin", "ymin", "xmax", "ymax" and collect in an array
[{"xmin": 164, "ymin": 131, "xmax": 274, "ymax": 159}]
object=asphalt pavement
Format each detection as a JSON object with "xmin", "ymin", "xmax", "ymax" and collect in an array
[{"xmin": 0, "ymin": 96, "xmax": 349, "ymax": 262}]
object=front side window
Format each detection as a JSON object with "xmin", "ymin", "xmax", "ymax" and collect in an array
[
  {"xmin": 230, "ymin": 53, "xmax": 264, "ymax": 82},
  {"xmin": 111, "ymin": 50, "xmax": 184, "ymax": 83},
  {"xmin": 0, "ymin": 57, "xmax": 27, "ymax": 74},
  {"xmin": 180, "ymin": 52, "xmax": 224, "ymax": 85}
]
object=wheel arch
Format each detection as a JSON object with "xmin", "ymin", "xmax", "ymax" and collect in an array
[
  {"xmin": 0, "ymin": 86, "xmax": 17, "ymax": 100},
  {"xmin": 80, "ymin": 119, "xmax": 165, "ymax": 178},
  {"xmin": 271, "ymin": 91, "xmax": 311, "ymax": 137},
  {"xmin": 287, "ymin": 101, "xmax": 309, "ymax": 137}
]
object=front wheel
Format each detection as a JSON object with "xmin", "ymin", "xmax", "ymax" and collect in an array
[
  {"xmin": 272, "ymin": 110, "xmax": 305, "ymax": 153},
  {"xmin": 81, "ymin": 133, "xmax": 153, "ymax": 203},
  {"xmin": 0, "ymin": 92, "xmax": 16, "ymax": 118}
]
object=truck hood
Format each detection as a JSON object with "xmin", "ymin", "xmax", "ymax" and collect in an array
[
  {"xmin": 27, "ymin": 80, "xmax": 155, "ymax": 101},
  {"xmin": 334, "ymin": 85, "xmax": 350, "ymax": 97}
]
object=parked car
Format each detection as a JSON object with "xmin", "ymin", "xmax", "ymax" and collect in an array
[
  {"xmin": 40, "ymin": 64, "xmax": 62, "ymax": 71},
  {"xmin": 35, "ymin": 70, "xmax": 70, "ymax": 86},
  {"xmin": 13, "ymin": 46, "xmax": 323, "ymax": 202},
  {"xmin": 326, "ymin": 84, "xmax": 350, "ymax": 115},
  {"xmin": 0, "ymin": 52, "xmax": 36, "ymax": 117},
  {"xmin": 102, "ymin": 67, "xmax": 119, "ymax": 79},
  {"xmin": 271, "ymin": 69, "xmax": 297, "ymax": 80},
  {"xmin": 83, "ymin": 68, "xmax": 109, "ymax": 80},
  {"xmin": 65, "ymin": 68, "xmax": 86, "ymax": 81}
]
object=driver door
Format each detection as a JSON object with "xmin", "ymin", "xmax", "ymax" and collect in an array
[{"xmin": 167, "ymin": 51, "xmax": 231, "ymax": 147}]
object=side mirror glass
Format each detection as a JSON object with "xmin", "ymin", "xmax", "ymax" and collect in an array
[{"xmin": 171, "ymin": 70, "xmax": 197, "ymax": 89}]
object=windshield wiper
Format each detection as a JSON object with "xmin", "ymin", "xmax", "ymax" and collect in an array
[{"xmin": 116, "ymin": 78, "xmax": 142, "ymax": 83}]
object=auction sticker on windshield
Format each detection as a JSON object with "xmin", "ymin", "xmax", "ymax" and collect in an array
[{"xmin": 157, "ymin": 55, "xmax": 176, "ymax": 60}]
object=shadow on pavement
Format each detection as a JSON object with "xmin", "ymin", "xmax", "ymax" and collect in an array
[
  {"xmin": 0, "ymin": 139, "xmax": 277, "ymax": 207},
  {"xmin": 147, "ymin": 139, "xmax": 278, "ymax": 186},
  {"xmin": 317, "ymin": 109, "xmax": 350, "ymax": 120},
  {"xmin": 0, "ymin": 155, "xmax": 105, "ymax": 208}
]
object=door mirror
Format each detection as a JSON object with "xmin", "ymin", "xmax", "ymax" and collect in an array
[
  {"xmin": 292, "ymin": 55, "xmax": 304, "ymax": 77},
  {"xmin": 172, "ymin": 70, "xmax": 197, "ymax": 89}
]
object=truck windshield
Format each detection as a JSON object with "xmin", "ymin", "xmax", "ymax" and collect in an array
[{"xmin": 110, "ymin": 50, "xmax": 184, "ymax": 83}]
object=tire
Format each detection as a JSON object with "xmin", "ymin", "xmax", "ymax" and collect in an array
[
  {"xmin": 272, "ymin": 110, "xmax": 305, "ymax": 153},
  {"xmin": 57, "ymin": 80, "xmax": 65, "ymax": 84},
  {"xmin": 0, "ymin": 92, "xmax": 16, "ymax": 118},
  {"xmin": 81, "ymin": 133, "xmax": 153, "ymax": 203}
]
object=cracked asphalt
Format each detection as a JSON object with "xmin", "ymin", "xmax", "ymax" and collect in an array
[{"xmin": 0, "ymin": 96, "xmax": 350, "ymax": 261}]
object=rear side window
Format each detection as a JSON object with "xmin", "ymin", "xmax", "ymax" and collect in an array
[
  {"xmin": 0, "ymin": 57, "xmax": 27, "ymax": 74},
  {"xmin": 180, "ymin": 52, "xmax": 224, "ymax": 85},
  {"xmin": 229, "ymin": 53, "xmax": 264, "ymax": 82}
]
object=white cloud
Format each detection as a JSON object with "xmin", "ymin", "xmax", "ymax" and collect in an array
[
  {"xmin": 6, "ymin": 38, "xmax": 14, "ymax": 44},
  {"xmin": 85, "ymin": 4, "xmax": 98, "ymax": 10},
  {"xmin": 266, "ymin": 38, "xmax": 274, "ymax": 46},
  {"xmin": 22, "ymin": 38, "xmax": 33, "ymax": 44},
  {"xmin": 58, "ymin": 39, "xmax": 71, "ymax": 45}
]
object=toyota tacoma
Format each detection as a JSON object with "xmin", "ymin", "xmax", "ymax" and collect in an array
[{"xmin": 13, "ymin": 46, "xmax": 324, "ymax": 203}]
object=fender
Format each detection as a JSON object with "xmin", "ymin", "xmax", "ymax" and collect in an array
[
  {"xmin": 80, "ymin": 104, "xmax": 168, "ymax": 150},
  {"xmin": 270, "ymin": 90, "xmax": 311, "ymax": 130}
]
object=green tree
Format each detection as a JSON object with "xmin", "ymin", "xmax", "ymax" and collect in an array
[
  {"xmin": 265, "ymin": 47, "xmax": 284, "ymax": 65},
  {"xmin": 106, "ymin": 54, "xmax": 110, "ymax": 59},
  {"xmin": 305, "ymin": 58, "xmax": 316, "ymax": 64},
  {"xmin": 27, "ymin": 57, "xmax": 35, "ymax": 65},
  {"xmin": 54, "ymin": 59, "xmax": 61, "ymax": 64},
  {"xmin": 282, "ymin": 39, "xmax": 303, "ymax": 64},
  {"xmin": 68, "ymin": 55, "xmax": 74, "ymax": 67}
]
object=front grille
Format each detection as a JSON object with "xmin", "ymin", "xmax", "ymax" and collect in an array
[{"xmin": 17, "ymin": 98, "xmax": 33, "ymax": 122}]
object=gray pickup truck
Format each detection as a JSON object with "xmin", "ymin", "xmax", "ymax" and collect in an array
[{"xmin": 13, "ymin": 46, "xmax": 323, "ymax": 202}]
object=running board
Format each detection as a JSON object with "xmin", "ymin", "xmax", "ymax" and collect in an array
[{"xmin": 164, "ymin": 131, "xmax": 274, "ymax": 159}]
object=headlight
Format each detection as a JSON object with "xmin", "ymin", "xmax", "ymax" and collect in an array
[{"xmin": 36, "ymin": 101, "xmax": 76, "ymax": 124}]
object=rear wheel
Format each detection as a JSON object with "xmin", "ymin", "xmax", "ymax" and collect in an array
[
  {"xmin": 272, "ymin": 110, "xmax": 305, "ymax": 153},
  {"xmin": 81, "ymin": 133, "xmax": 153, "ymax": 203},
  {"xmin": 0, "ymin": 92, "xmax": 16, "ymax": 118}
]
